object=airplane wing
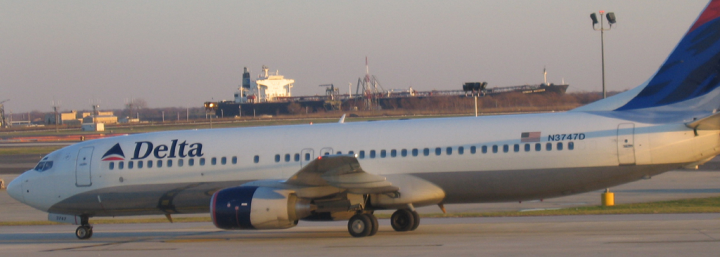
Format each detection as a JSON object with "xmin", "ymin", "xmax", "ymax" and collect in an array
[{"xmin": 284, "ymin": 155, "xmax": 399, "ymax": 194}]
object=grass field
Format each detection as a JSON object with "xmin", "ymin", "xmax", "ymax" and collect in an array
[{"xmin": 2, "ymin": 196, "xmax": 719, "ymax": 226}]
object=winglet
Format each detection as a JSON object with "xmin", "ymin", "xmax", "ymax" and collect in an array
[{"xmin": 338, "ymin": 114, "xmax": 346, "ymax": 124}]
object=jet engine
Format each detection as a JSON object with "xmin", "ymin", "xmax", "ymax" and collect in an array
[{"xmin": 211, "ymin": 186, "xmax": 312, "ymax": 230}]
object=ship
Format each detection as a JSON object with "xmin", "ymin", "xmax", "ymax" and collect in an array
[{"xmin": 206, "ymin": 67, "xmax": 569, "ymax": 117}]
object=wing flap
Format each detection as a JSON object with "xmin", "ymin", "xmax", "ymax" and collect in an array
[{"xmin": 285, "ymin": 155, "xmax": 398, "ymax": 194}]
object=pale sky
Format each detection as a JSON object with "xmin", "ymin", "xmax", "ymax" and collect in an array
[{"xmin": 0, "ymin": 0, "xmax": 710, "ymax": 112}]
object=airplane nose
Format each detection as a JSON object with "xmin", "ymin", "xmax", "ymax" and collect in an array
[{"xmin": 6, "ymin": 176, "xmax": 24, "ymax": 203}]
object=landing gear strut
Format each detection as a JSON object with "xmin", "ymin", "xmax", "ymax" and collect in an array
[
  {"xmin": 391, "ymin": 209, "xmax": 420, "ymax": 232},
  {"xmin": 75, "ymin": 215, "xmax": 93, "ymax": 240},
  {"xmin": 348, "ymin": 213, "xmax": 379, "ymax": 237}
]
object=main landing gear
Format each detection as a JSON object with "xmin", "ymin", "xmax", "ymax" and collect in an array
[
  {"xmin": 348, "ymin": 213, "xmax": 379, "ymax": 237},
  {"xmin": 346, "ymin": 208, "xmax": 420, "ymax": 237},
  {"xmin": 75, "ymin": 215, "xmax": 93, "ymax": 240},
  {"xmin": 391, "ymin": 209, "xmax": 420, "ymax": 232}
]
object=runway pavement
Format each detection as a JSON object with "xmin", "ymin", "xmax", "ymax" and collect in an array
[{"xmin": 1, "ymin": 214, "xmax": 720, "ymax": 256}]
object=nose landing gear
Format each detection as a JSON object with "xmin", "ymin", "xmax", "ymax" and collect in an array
[{"xmin": 75, "ymin": 215, "xmax": 93, "ymax": 240}]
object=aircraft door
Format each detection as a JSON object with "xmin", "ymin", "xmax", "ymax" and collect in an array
[
  {"xmin": 300, "ymin": 148, "xmax": 314, "ymax": 167},
  {"xmin": 319, "ymin": 147, "xmax": 333, "ymax": 156},
  {"xmin": 617, "ymin": 123, "xmax": 636, "ymax": 165},
  {"xmin": 76, "ymin": 147, "xmax": 94, "ymax": 187}
]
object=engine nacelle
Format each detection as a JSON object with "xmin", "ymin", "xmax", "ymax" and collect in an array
[{"xmin": 211, "ymin": 186, "xmax": 312, "ymax": 230}]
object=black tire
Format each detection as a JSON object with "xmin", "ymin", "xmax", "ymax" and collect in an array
[
  {"xmin": 348, "ymin": 214, "xmax": 372, "ymax": 237},
  {"xmin": 365, "ymin": 213, "xmax": 379, "ymax": 236},
  {"xmin": 75, "ymin": 226, "xmax": 92, "ymax": 240},
  {"xmin": 410, "ymin": 211, "xmax": 420, "ymax": 231},
  {"xmin": 391, "ymin": 209, "xmax": 415, "ymax": 232}
]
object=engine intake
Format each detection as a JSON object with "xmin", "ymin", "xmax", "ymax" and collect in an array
[{"xmin": 211, "ymin": 186, "xmax": 312, "ymax": 230}]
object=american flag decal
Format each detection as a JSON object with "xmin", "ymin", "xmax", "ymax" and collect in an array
[{"xmin": 521, "ymin": 132, "xmax": 541, "ymax": 142}]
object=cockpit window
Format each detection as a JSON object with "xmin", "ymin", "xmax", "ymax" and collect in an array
[{"xmin": 34, "ymin": 161, "xmax": 53, "ymax": 172}]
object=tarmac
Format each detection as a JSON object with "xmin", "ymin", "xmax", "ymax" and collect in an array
[{"xmin": 1, "ymin": 215, "xmax": 720, "ymax": 256}]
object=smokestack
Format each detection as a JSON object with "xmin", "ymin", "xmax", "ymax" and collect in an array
[{"xmin": 242, "ymin": 67, "xmax": 251, "ymax": 89}]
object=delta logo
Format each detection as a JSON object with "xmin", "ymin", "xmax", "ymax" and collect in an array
[
  {"xmin": 101, "ymin": 143, "xmax": 125, "ymax": 161},
  {"xmin": 101, "ymin": 140, "xmax": 204, "ymax": 161}
]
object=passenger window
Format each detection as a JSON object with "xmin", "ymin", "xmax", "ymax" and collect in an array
[
  {"xmin": 546, "ymin": 143, "xmax": 552, "ymax": 151},
  {"xmin": 147, "ymin": 160, "xmax": 153, "ymax": 168},
  {"xmin": 189, "ymin": 158, "xmax": 195, "ymax": 166},
  {"xmin": 492, "ymin": 145, "xmax": 498, "ymax": 153},
  {"xmin": 557, "ymin": 142, "xmax": 563, "ymax": 151},
  {"xmin": 285, "ymin": 154, "xmax": 290, "ymax": 162},
  {"xmin": 200, "ymin": 158, "xmax": 206, "ymax": 166},
  {"xmin": 337, "ymin": 151, "xmax": 342, "ymax": 154},
  {"xmin": 221, "ymin": 157, "xmax": 227, "ymax": 165},
  {"xmin": 212, "ymin": 157, "xmax": 217, "ymax": 165},
  {"xmin": 568, "ymin": 142, "xmax": 574, "ymax": 150},
  {"xmin": 391, "ymin": 149, "xmax": 397, "ymax": 157},
  {"xmin": 471, "ymin": 146, "xmax": 477, "ymax": 154},
  {"xmin": 118, "ymin": 162, "xmax": 124, "ymax": 170},
  {"xmin": 128, "ymin": 161, "xmax": 134, "ymax": 169},
  {"xmin": 167, "ymin": 159, "xmax": 173, "ymax": 167},
  {"xmin": 109, "ymin": 162, "xmax": 115, "ymax": 170},
  {"xmin": 232, "ymin": 156, "xmax": 237, "ymax": 164},
  {"xmin": 254, "ymin": 155, "xmax": 259, "ymax": 163},
  {"xmin": 435, "ymin": 147, "xmax": 442, "ymax": 156},
  {"xmin": 305, "ymin": 153, "xmax": 311, "ymax": 161},
  {"xmin": 359, "ymin": 150, "xmax": 365, "ymax": 159},
  {"xmin": 275, "ymin": 154, "xmax": 280, "ymax": 162},
  {"xmin": 446, "ymin": 147, "xmax": 452, "ymax": 155},
  {"xmin": 458, "ymin": 146, "xmax": 464, "ymax": 155},
  {"xmin": 535, "ymin": 143, "xmax": 541, "ymax": 151},
  {"xmin": 513, "ymin": 144, "xmax": 519, "ymax": 152},
  {"xmin": 482, "ymin": 145, "xmax": 488, "ymax": 154},
  {"xmin": 370, "ymin": 150, "xmax": 376, "ymax": 158},
  {"xmin": 380, "ymin": 150, "xmax": 387, "ymax": 158},
  {"xmin": 294, "ymin": 154, "xmax": 300, "ymax": 162},
  {"xmin": 524, "ymin": 144, "xmax": 530, "ymax": 152},
  {"xmin": 503, "ymin": 144, "xmax": 509, "ymax": 153},
  {"xmin": 157, "ymin": 160, "xmax": 163, "ymax": 168},
  {"xmin": 423, "ymin": 148, "xmax": 430, "ymax": 156},
  {"xmin": 401, "ymin": 149, "xmax": 407, "ymax": 157},
  {"xmin": 138, "ymin": 161, "xmax": 143, "ymax": 169},
  {"xmin": 412, "ymin": 148, "xmax": 419, "ymax": 157}
]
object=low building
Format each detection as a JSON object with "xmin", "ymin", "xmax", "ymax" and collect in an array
[{"xmin": 82, "ymin": 115, "xmax": 117, "ymax": 124}]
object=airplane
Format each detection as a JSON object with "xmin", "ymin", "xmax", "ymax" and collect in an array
[{"xmin": 8, "ymin": 0, "xmax": 720, "ymax": 240}]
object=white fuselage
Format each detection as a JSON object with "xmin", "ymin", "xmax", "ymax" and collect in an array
[{"xmin": 8, "ymin": 111, "xmax": 719, "ymax": 216}]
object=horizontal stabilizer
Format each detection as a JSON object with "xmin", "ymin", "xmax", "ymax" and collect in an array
[{"xmin": 686, "ymin": 111, "xmax": 720, "ymax": 130}]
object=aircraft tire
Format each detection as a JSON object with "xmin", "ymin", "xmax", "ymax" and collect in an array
[
  {"xmin": 348, "ymin": 214, "xmax": 373, "ymax": 237},
  {"xmin": 75, "ymin": 225, "xmax": 93, "ymax": 240},
  {"xmin": 410, "ymin": 210, "xmax": 420, "ymax": 231},
  {"xmin": 391, "ymin": 209, "xmax": 415, "ymax": 232},
  {"xmin": 365, "ymin": 213, "xmax": 379, "ymax": 236}
]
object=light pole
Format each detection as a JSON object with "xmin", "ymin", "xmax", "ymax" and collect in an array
[{"xmin": 590, "ymin": 11, "xmax": 617, "ymax": 99}]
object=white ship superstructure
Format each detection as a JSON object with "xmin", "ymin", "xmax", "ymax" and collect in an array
[{"xmin": 235, "ymin": 65, "xmax": 294, "ymax": 103}]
